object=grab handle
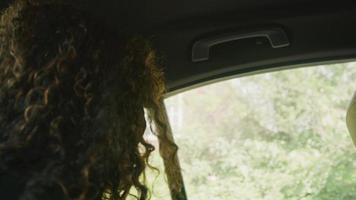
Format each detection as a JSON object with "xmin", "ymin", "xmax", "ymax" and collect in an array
[{"xmin": 192, "ymin": 28, "xmax": 290, "ymax": 62}]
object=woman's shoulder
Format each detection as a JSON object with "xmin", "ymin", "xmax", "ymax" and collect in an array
[
  {"xmin": 0, "ymin": 171, "xmax": 68, "ymax": 200},
  {"xmin": 0, "ymin": 171, "xmax": 24, "ymax": 199}
]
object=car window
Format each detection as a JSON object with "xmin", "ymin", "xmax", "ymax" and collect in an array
[{"xmin": 146, "ymin": 62, "xmax": 356, "ymax": 200}]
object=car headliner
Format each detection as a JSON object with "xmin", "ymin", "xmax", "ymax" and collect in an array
[{"xmin": 1, "ymin": 0, "xmax": 356, "ymax": 94}]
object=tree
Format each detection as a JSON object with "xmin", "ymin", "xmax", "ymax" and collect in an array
[{"xmin": 146, "ymin": 62, "xmax": 356, "ymax": 200}]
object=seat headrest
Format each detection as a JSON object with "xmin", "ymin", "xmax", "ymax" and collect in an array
[{"xmin": 346, "ymin": 92, "xmax": 356, "ymax": 147}]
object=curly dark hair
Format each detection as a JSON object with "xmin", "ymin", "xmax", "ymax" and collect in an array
[{"xmin": 0, "ymin": 0, "xmax": 178, "ymax": 199}]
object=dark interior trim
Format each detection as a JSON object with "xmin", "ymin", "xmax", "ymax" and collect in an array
[
  {"xmin": 153, "ymin": 9, "xmax": 356, "ymax": 92},
  {"xmin": 165, "ymin": 57, "xmax": 356, "ymax": 97}
]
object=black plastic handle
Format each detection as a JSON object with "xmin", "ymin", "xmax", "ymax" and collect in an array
[{"xmin": 192, "ymin": 28, "xmax": 290, "ymax": 62}]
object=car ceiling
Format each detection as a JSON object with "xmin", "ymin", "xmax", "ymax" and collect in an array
[{"xmin": 2, "ymin": 0, "xmax": 356, "ymax": 93}]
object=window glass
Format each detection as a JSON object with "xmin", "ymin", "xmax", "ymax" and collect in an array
[{"xmin": 158, "ymin": 62, "xmax": 356, "ymax": 200}]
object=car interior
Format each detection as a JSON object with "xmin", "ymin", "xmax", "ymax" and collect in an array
[{"xmin": 1, "ymin": 0, "xmax": 356, "ymax": 200}]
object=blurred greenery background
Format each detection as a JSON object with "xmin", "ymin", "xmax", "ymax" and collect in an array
[{"xmin": 143, "ymin": 62, "xmax": 356, "ymax": 200}]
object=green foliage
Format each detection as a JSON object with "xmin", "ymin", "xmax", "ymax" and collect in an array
[{"xmin": 148, "ymin": 62, "xmax": 356, "ymax": 200}]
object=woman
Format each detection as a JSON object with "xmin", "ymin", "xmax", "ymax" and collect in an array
[{"xmin": 0, "ymin": 0, "xmax": 177, "ymax": 199}]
